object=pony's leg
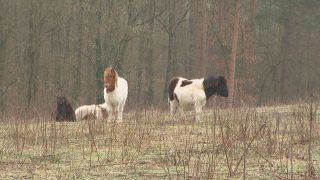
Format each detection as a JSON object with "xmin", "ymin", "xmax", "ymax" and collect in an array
[
  {"xmin": 178, "ymin": 107, "xmax": 188, "ymax": 121},
  {"xmin": 112, "ymin": 109, "xmax": 117, "ymax": 122},
  {"xmin": 108, "ymin": 108, "xmax": 116, "ymax": 123},
  {"xmin": 96, "ymin": 109, "xmax": 103, "ymax": 120},
  {"xmin": 118, "ymin": 113, "xmax": 122, "ymax": 122},
  {"xmin": 108, "ymin": 110, "xmax": 116, "ymax": 124},
  {"xmin": 118, "ymin": 100, "xmax": 127, "ymax": 123},
  {"xmin": 194, "ymin": 102, "xmax": 203, "ymax": 121},
  {"xmin": 170, "ymin": 101, "xmax": 179, "ymax": 114},
  {"xmin": 169, "ymin": 101, "xmax": 179, "ymax": 121},
  {"xmin": 117, "ymin": 105, "xmax": 124, "ymax": 123}
]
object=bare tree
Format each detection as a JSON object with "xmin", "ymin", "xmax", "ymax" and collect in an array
[
  {"xmin": 72, "ymin": 1, "xmax": 84, "ymax": 103},
  {"xmin": 144, "ymin": 0, "xmax": 156, "ymax": 105},
  {"xmin": 95, "ymin": 0, "xmax": 104, "ymax": 103},
  {"xmin": 161, "ymin": 0, "xmax": 189, "ymax": 101},
  {"xmin": 24, "ymin": 0, "xmax": 46, "ymax": 107},
  {"xmin": 189, "ymin": 0, "xmax": 207, "ymax": 76},
  {"xmin": 1, "ymin": 0, "xmax": 320, "ymax": 112},
  {"xmin": 163, "ymin": 0, "xmax": 179, "ymax": 102},
  {"xmin": 228, "ymin": 0, "xmax": 241, "ymax": 105},
  {"xmin": 279, "ymin": 6, "xmax": 294, "ymax": 102}
]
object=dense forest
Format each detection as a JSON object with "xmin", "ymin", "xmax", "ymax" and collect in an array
[{"xmin": 1, "ymin": 0, "xmax": 320, "ymax": 114}]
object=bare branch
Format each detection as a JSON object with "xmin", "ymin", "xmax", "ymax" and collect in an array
[
  {"xmin": 1, "ymin": 80, "xmax": 16, "ymax": 97},
  {"xmin": 156, "ymin": 17, "xmax": 169, "ymax": 34},
  {"xmin": 174, "ymin": 5, "xmax": 189, "ymax": 30}
]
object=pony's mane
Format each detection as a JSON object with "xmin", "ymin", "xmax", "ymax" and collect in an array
[{"xmin": 104, "ymin": 67, "xmax": 118, "ymax": 93}]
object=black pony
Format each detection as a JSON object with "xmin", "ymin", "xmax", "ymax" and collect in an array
[{"xmin": 54, "ymin": 96, "xmax": 75, "ymax": 122}]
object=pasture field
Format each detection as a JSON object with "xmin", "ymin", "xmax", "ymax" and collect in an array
[{"xmin": 0, "ymin": 103, "xmax": 319, "ymax": 179}]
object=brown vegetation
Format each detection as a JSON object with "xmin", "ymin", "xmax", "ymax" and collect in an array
[{"xmin": 0, "ymin": 102, "xmax": 319, "ymax": 179}]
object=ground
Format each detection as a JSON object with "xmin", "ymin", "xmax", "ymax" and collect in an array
[{"xmin": 0, "ymin": 103, "xmax": 319, "ymax": 179}]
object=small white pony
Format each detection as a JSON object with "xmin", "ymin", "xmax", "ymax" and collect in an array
[
  {"xmin": 103, "ymin": 66, "xmax": 128, "ymax": 122},
  {"xmin": 168, "ymin": 75, "xmax": 228, "ymax": 119},
  {"xmin": 75, "ymin": 104, "xmax": 108, "ymax": 121}
]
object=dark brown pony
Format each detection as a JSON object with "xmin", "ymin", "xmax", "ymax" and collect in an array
[
  {"xmin": 55, "ymin": 96, "xmax": 76, "ymax": 122},
  {"xmin": 104, "ymin": 66, "xmax": 118, "ymax": 93}
]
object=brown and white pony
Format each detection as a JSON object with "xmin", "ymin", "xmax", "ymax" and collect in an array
[
  {"xmin": 103, "ymin": 66, "xmax": 128, "ymax": 122},
  {"xmin": 75, "ymin": 104, "xmax": 108, "ymax": 121},
  {"xmin": 168, "ymin": 75, "xmax": 228, "ymax": 120}
]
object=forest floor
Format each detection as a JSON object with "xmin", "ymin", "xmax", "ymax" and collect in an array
[{"xmin": 0, "ymin": 103, "xmax": 320, "ymax": 179}]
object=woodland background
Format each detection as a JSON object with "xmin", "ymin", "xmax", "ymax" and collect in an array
[{"xmin": 1, "ymin": 0, "xmax": 320, "ymax": 114}]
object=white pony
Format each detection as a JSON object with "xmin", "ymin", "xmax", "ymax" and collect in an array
[
  {"xmin": 103, "ymin": 66, "xmax": 128, "ymax": 122},
  {"xmin": 168, "ymin": 75, "xmax": 228, "ymax": 118},
  {"xmin": 75, "ymin": 104, "xmax": 108, "ymax": 121}
]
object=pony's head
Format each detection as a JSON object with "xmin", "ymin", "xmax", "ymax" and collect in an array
[
  {"xmin": 203, "ymin": 75, "xmax": 228, "ymax": 99},
  {"xmin": 104, "ymin": 66, "xmax": 118, "ymax": 93},
  {"xmin": 216, "ymin": 76, "xmax": 228, "ymax": 97},
  {"xmin": 55, "ymin": 96, "xmax": 75, "ymax": 122},
  {"xmin": 56, "ymin": 96, "xmax": 67, "ymax": 111},
  {"xmin": 56, "ymin": 96, "xmax": 67, "ymax": 120}
]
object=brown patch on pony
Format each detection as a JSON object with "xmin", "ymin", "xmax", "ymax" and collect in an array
[
  {"xmin": 174, "ymin": 93, "xmax": 179, "ymax": 103},
  {"xmin": 55, "ymin": 96, "xmax": 76, "ymax": 122},
  {"xmin": 181, "ymin": 80, "xmax": 193, "ymax": 87},
  {"xmin": 82, "ymin": 113, "xmax": 96, "ymax": 120},
  {"xmin": 104, "ymin": 67, "xmax": 118, "ymax": 93},
  {"xmin": 81, "ymin": 106, "xmax": 108, "ymax": 120},
  {"xmin": 168, "ymin": 77, "xmax": 179, "ymax": 101}
]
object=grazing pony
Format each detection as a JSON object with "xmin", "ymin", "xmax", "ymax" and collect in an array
[
  {"xmin": 75, "ymin": 104, "xmax": 108, "ymax": 121},
  {"xmin": 168, "ymin": 75, "xmax": 228, "ymax": 119},
  {"xmin": 103, "ymin": 66, "xmax": 128, "ymax": 122},
  {"xmin": 55, "ymin": 96, "xmax": 76, "ymax": 122}
]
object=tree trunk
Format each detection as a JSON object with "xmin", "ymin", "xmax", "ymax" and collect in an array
[
  {"xmin": 218, "ymin": 0, "xmax": 225, "ymax": 42},
  {"xmin": 73, "ymin": 1, "xmax": 84, "ymax": 103},
  {"xmin": 279, "ymin": 8, "xmax": 294, "ymax": 102},
  {"xmin": 0, "ymin": 2, "xmax": 5, "ymax": 111},
  {"xmin": 190, "ymin": 0, "xmax": 207, "ymax": 76},
  {"xmin": 115, "ymin": 0, "xmax": 135, "ymax": 74},
  {"xmin": 228, "ymin": 0, "xmax": 241, "ymax": 105},
  {"xmin": 247, "ymin": 0, "xmax": 256, "ymax": 63},
  {"xmin": 250, "ymin": 0, "xmax": 256, "ymax": 17},
  {"xmin": 163, "ymin": 0, "xmax": 177, "ymax": 101},
  {"xmin": 187, "ymin": 2, "xmax": 194, "ymax": 77},
  {"xmin": 62, "ymin": 3, "xmax": 72, "ymax": 97},
  {"xmin": 197, "ymin": 0, "xmax": 207, "ymax": 75},
  {"xmin": 137, "ymin": 0, "xmax": 155, "ymax": 106},
  {"xmin": 25, "ymin": 1, "xmax": 42, "ymax": 107},
  {"xmin": 53, "ymin": 23, "xmax": 62, "ymax": 93},
  {"xmin": 116, "ymin": 34, "xmax": 129, "ymax": 75},
  {"xmin": 95, "ymin": 0, "xmax": 104, "ymax": 104},
  {"xmin": 136, "ymin": 35, "xmax": 145, "ymax": 105},
  {"xmin": 86, "ymin": 47, "xmax": 94, "ymax": 104},
  {"xmin": 144, "ymin": 0, "xmax": 155, "ymax": 105}
]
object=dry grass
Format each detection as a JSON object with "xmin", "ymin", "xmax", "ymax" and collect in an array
[{"xmin": 0, "ymin": 102, "xmax": 319, "ymax": 179}]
